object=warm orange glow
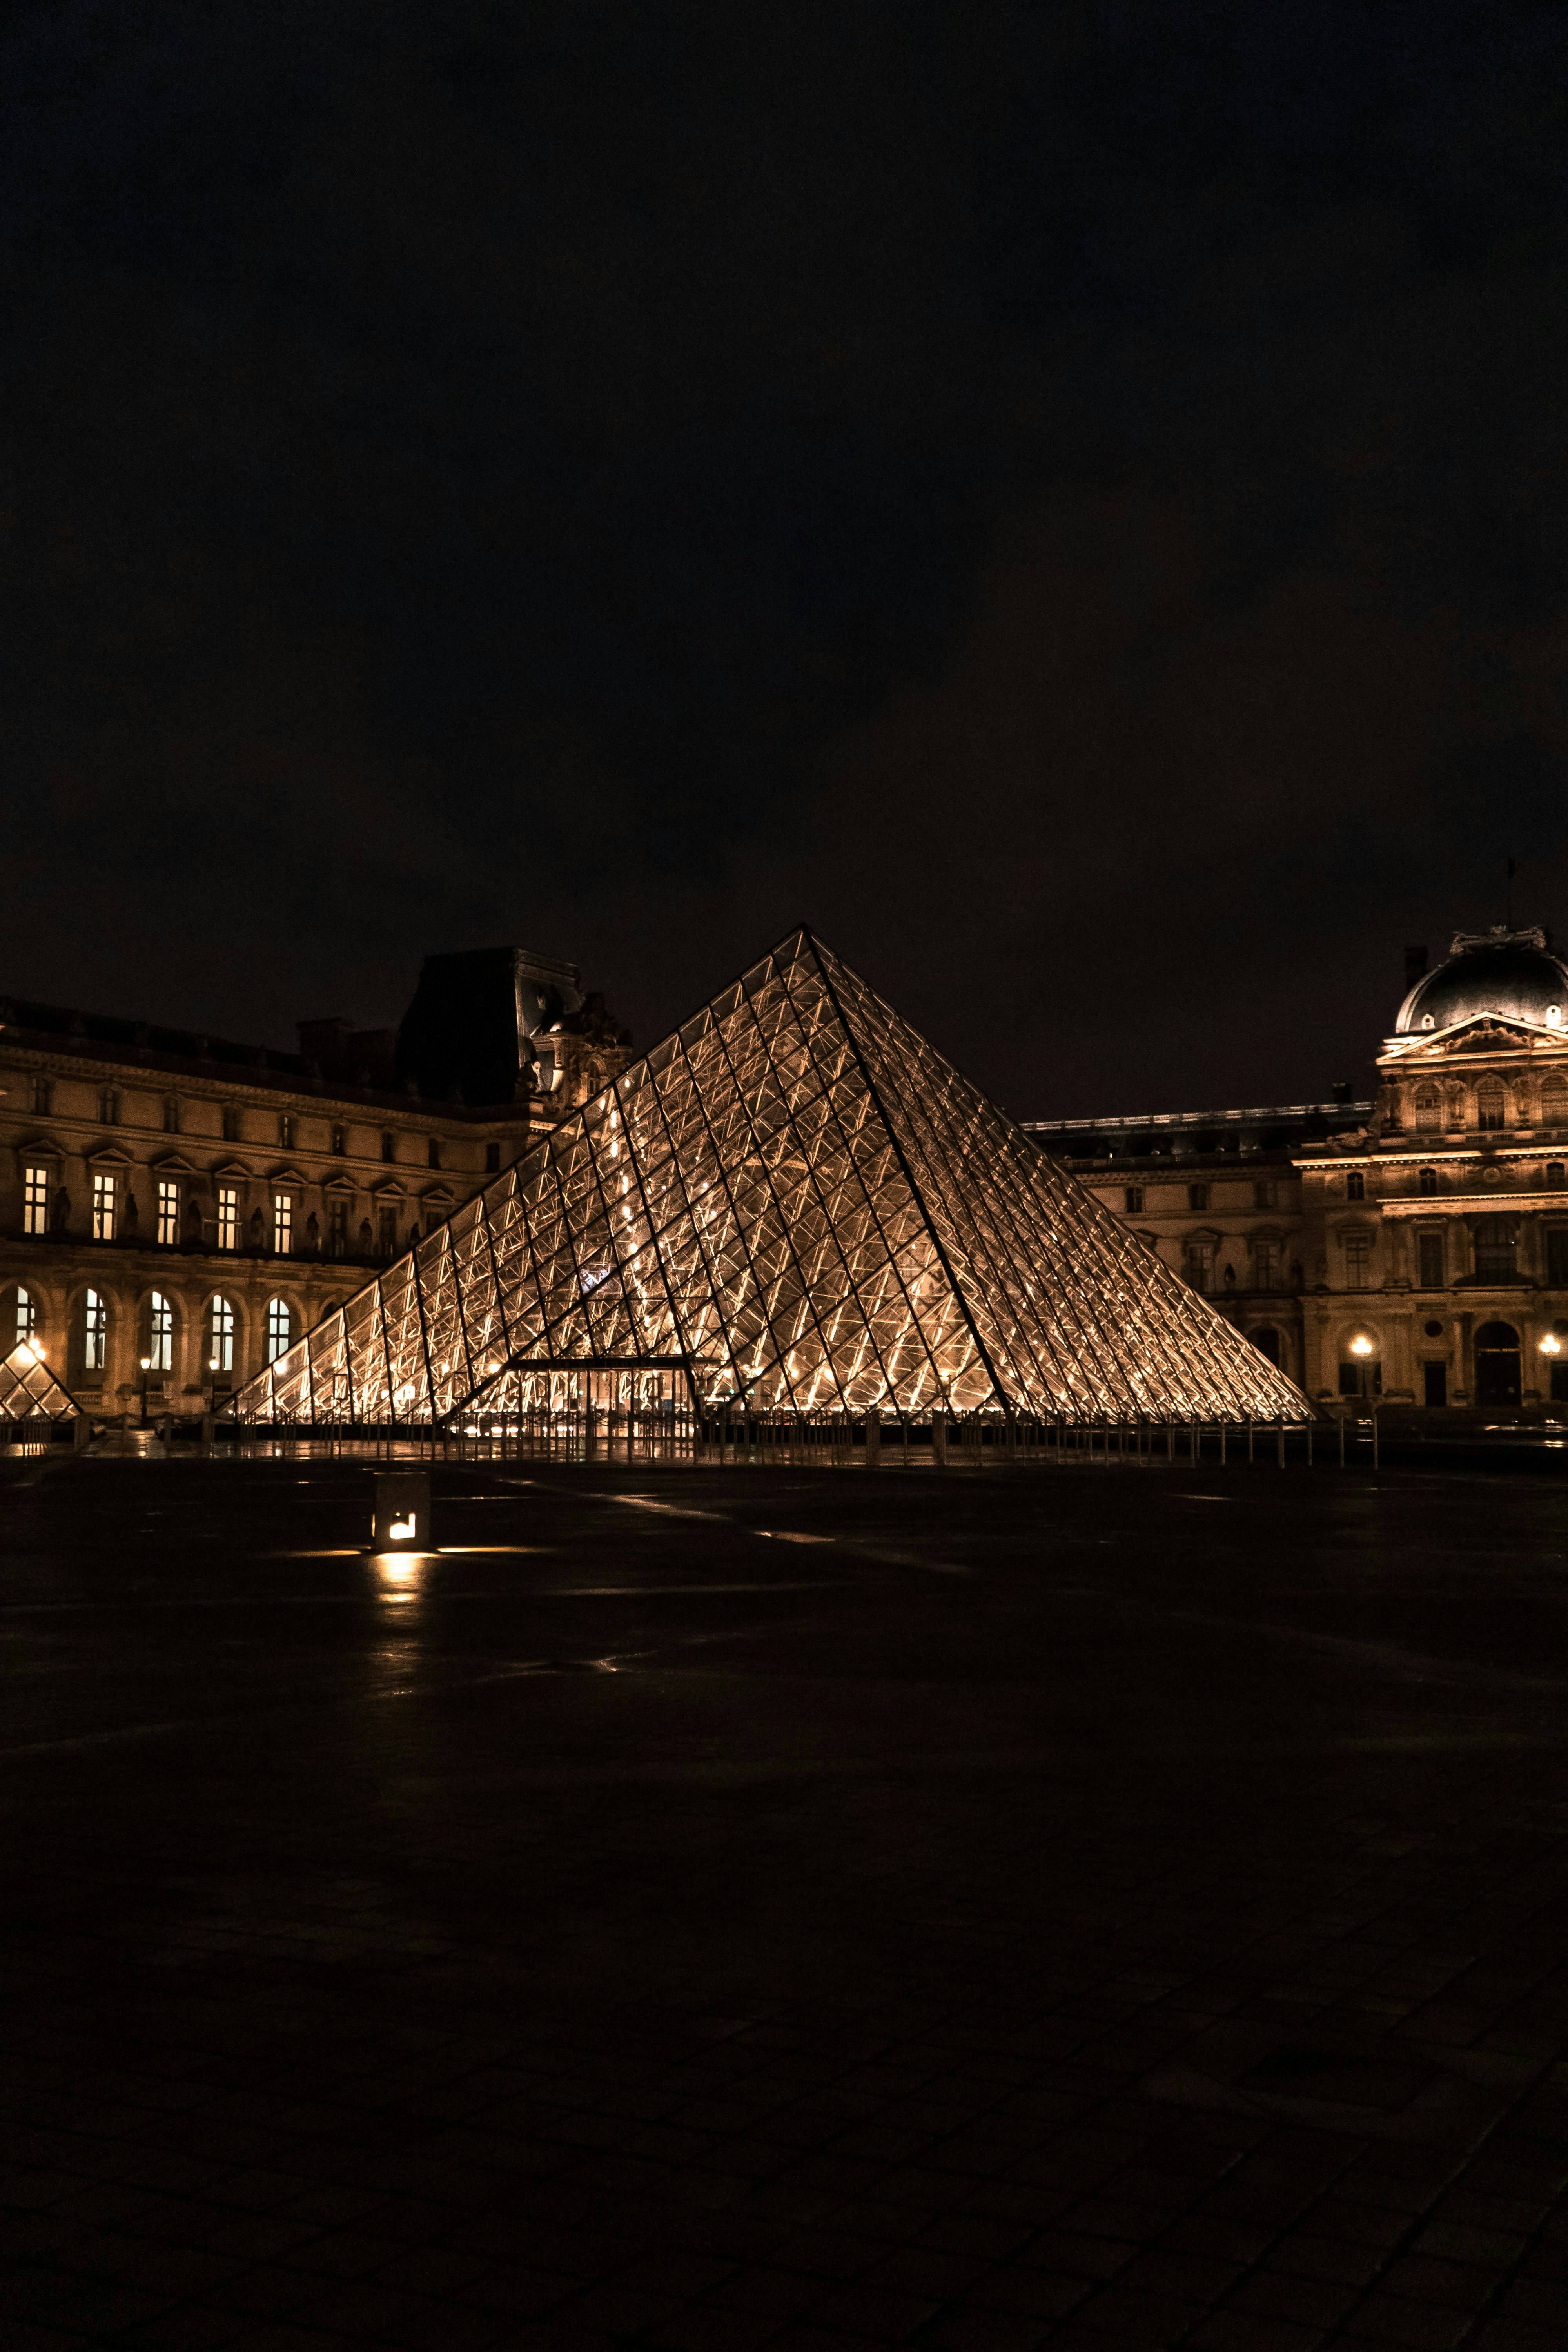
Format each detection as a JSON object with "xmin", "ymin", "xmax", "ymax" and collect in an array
[
  {"xmin": 1349, "ymin": 1335, "xmax": 1374, "ymax": 1357},
  {"xmin": 1541, "ymin": 1335, "xmax": 1563, "ymax": 1356}
]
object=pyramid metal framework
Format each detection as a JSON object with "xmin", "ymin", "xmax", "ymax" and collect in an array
[
  {"xmin": 0, "ymin": 1344, "xmax": 80, "ymax": 1424},
  {"xmin": 234, "ymin": 929, "xmax": 1306, "ymax": 1427}
]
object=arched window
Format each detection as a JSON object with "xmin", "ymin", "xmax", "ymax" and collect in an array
[
  {"xmin": 147, "ymin": 1292, "xmax": 174, "ymax": 1373},
  {"xmin": 1414, "ymin": 1086, "xmax": 1441, "ymax": 1132},
  {"xmin": 84, "ymin": 1288, "xmax": 108, "ymax": 1373},
  {"xmin": 265, "ymin": 1298, "xmax": 292, "ymax": 1363},
  {"xmin": 1474, "ymin": 1319, "xmax": 1522, "ymax": 1408},
  {"xmin": 1477, "ymin": 1080, "xmax": 1506, "ymax": 1132},
  {"xmin": 208, "ymin": 1296, "xmax": 235, "ymax": 1376},
  {"xmin": 1542, "ymin": 1074, "xmax": 1568, "ymax": 1126},
  {"xmin": 1418, "ymin": 1167, "xmax": 1439, "ymax": 1195},
  {"xmin": 14, "ymin": 1288, "xmax": 36, "ymax": 1350}
]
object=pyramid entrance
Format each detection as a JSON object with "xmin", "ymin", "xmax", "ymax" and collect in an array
[{"xmin": 234, "ymin": 930, "xmax": 1305, "ymax": 1428}]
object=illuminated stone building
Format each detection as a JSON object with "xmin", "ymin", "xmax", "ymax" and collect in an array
[
  {"xmin": 1028, "ymin": 926, "xmax": 1568, "ymax": 1417},
  {"xmin": 0, "ymin": 947, "xmax": 630, "ymax": 1419}
]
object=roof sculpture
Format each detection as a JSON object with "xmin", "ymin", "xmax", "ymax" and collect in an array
[
  {"xmin": 233, "ymin": 929, "xmax": 1306, "ymax": 1426},
  {"xmin": 0, "ymin": 1343, "xmax": 80, "ymax": 1424}
]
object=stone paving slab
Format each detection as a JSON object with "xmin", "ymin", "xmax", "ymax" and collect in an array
[{"xmin": 2, "ymin": 1453, "xmax": 1568, "ymax": 2347}]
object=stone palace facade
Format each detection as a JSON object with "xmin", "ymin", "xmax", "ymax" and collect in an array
[{"xmin": 0, "ymin": 946, "xmax": 630, "ymax": 1421}]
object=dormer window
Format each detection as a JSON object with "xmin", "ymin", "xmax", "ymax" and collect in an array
[
  {"xmin": 1421, "ymin": 1015, "xmax": 1435, "ymax": 1030},
  {"xmin": 1549, "ymin": 1006, "xmax": 1563, "ymax": 1028}
]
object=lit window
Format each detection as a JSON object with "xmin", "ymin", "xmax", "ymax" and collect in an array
[
  {"xmin": 1187, "ymin": 1183, "xmax": 1208, "ymax": 1212},
  {"xmin": 332, "ymin": 1124, "xmax": 346, "ymax": 1155},
  {"xmin": 156, "ymin": 1179, "xmax": 179, "ymax": 1246},
  {"xmin": 1418, "ymin": 1167, "xmax": 1439, "ymax": 1196},
  {"xmin": 272, "ymin": 1193, "xmax": 293, "ymax": 1255},
  {"xmin": 208, "ymin": 1296, "xmax": 234, "ymax": 1374},
  {"xmin": 15, "ymin": 1288, "xmax": 35, "ymax": 1349},
  {"xmin": 84, "ymin": 1288, "xmax": 107, "ymax": 1372},
  {"xmin": 1477, "ymin": 1082, "xmax": 1506, "ymax": 1132},
  {"xmin": 1185, "ymin": 1240, "xmax": 1215, "ymax": 1294},
  {"xmin": 265, "ymin": 1297, "xmax": 291, "ymax": 1362},
  {"xmin": 91, "ymin": 1172, "xmax": 116, "ymax": 1241},
  {"xmin": 1123, "ymin": 1185, "xmax": 1143, "ymax": 1214},
  {"xmin": 216, "ymin": 1185, "xmax": 238, "ymax": 1251},
  {"xmin": 147, "ymin": 1291, "xmax": 173, "ymax": 1373},
  {"xmin": 29, "ymin": 1076, "xmax": 52, "ymax": 1114},
  {"xmin": 1346, "ymin": 1171, "xmax": 1365, "ymax": 1200},
  {"xmin": 23, "ymin": 1164, "xmax": 49, "ymax": 1236},
  {"xmin": 1343, "ymin": 1232, "xmax": 1372, "ymax": 1289},
  {"xmin": 279, "ymin": 1113, "xmax": 294, "ymax": 1148}
]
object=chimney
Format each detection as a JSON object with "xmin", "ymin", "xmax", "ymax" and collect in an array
[{"xmin": 1403, "ymin": 943, "xmax": 1428, "ymax": 985}]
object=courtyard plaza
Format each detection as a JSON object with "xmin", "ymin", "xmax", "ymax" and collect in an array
[{"xmin": 2, "ymin": 1448, "xmax": 1568, "ymax": 2350}]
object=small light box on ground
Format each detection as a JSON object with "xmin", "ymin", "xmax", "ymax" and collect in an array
[{"xmin": 371, "ymin": 1471, "xmax": 432, "ymax": 1552}]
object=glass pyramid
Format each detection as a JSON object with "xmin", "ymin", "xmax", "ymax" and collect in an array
[
  {"xmin": 234, "ymin": 929, "xmax": 1305, "ymax": 1426},
  {"xmin": 0, "ymin": 1343, "xmax": 81, "ymax": 1424}
]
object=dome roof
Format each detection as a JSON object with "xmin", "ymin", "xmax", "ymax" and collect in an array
[{"xmin": 1396, "ymin": 927, "xmax": 1568, "ymax": 1035}]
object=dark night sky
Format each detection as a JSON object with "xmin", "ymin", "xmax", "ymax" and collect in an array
[{"xmin": 6, "ymin": 1, "xmax": 1568, "ymax": 1118}]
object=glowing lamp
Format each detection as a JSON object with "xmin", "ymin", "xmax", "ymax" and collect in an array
[
  {"xmin": 139, "ymin": 1356, "xmax": 151, "ymax": 1372},
  {"xmin": 1541, "ymin": 1335, "xmax": 1563, "ymax": 1357},
  {"xmin": 1349, "ymin": 1335, "xmax": 1374, "ymax": 1357}
]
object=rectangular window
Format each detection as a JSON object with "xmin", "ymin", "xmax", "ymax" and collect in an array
[
  {"xmin": 1553, "ymin": 1360, "xmax": 1568, "ymax": 1406},
  {"xmin": 99, "ymin": 1089, "xmax": 119, "ymax": 1125},
  {"xmin": 91, "ymin": 1172, "xmax": 116, "ymax": 1241},
  {"xmin": 328, "ymin": 1200, "xmax": 348, "ymax": 1254},
  {"xmin": 84, "ymin": 1289, "xmax": 107, "ymax": 1372},
  {"xmin": 1346, "ymin": 1171, "xmax": 1365, "ymax": 1200},
  {"xmin": 1423, "ymin": 1362, "xmax": 1447, "ymax": 1408},
  {"xmin": 23, "ymin": 1165, "xmax": 49, "ymax": 1237},
  {"xmin": 272, "ymin": 1192, "xmax": 293, "ymax": 1255},
  {"xmin": 1474, "ymin": 1219, "xmax": 1516, "ymax": 1282},
  {"xmin": 428, "ymin": 1136, "xmax": 441, "ymax": 1170},
  {"xmin": 1417, "ymin": 1232, "xmax": 1445, "ymax": 1288},
  {"xmin": 332, "ymin": 1124, "xmax": 346, "ymax": 1155},
  {"xmin": 216, "ymin": 1186, "xmax": 238, "ymax": 1251},
  {"xmin": 1255, "ymin": 1240, "xmax": 1280, "ymax": 1290},
  {"xmin": 1123, "ymin": 1185, "xmax": 1143, "ymax": 1213},
  {"xmin": 485, "ymin": 1143, "xmax": 501, "ymax": 1174},
  {"xmin": 279, "ymin": 1113, "xmax": 294, "ymax": 1148},
  {"xmin": 1419, "ymin": 1167, "xmax": 1439, "ymax": 1195},
  {"xmin": 1547, "ymin": 1229, "xmax": 1568, "ymax": 1285},
  {"xmin": 1343, "ymin": 1232, "xmax": 1372, "ymax": 1289},
  {"xmin": 1477, "ymin": 1087, "xmax": 1506, "ymax": 1131},
  {"xmin": 1185, "ymin": 1241, "xmax": 1215, "ymax": 1294},
  {"xmin": 29, "ymin": 1076, "xmax": 52, "ymax": 1115},
  {"xmin": 15, "ymin": 1288, "xmax": 35, "ymax": 1348},
  {"xmin": 1253, "ymin": 1179, "xmax": 1275, "ymax": 1210},
  {"xmin": 163, "ymin": 1097, "xmax": 180, "ymax": 1134},
  {"xmin": 155, "ymin": 1179, "xmax": 179, "ymax": 1246},
  {"xmin": 1187, "ymin": 1183, "xmax": 1208, "ymax": 1212},
  {"xmin": 147, "ymin": 1292, "xmax": 173, "ymax": 1374},
  {"xmin": 222, "ymin": 1106, "xmax": 241, "ymax": 1143},
  {"xmin": 381, "ymin": 1132, "xmax": 396, "ymax": 1163},
  {"xmin": 377, "ymin": 1205, "xmax": 397, "ymax": 1256}
]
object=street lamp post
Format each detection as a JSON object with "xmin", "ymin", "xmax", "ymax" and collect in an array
[
  {"xmin": 1539, "ymin": 1331, "xmax": 1561, "ymax": 1415},
  {"xmin": 138, "ymin": 1355, "xmax": 151, "ymax": 1429},
  {"xmin": 1349, "ymin": 1334, "xmax": 1378, "ymax": 1469}
]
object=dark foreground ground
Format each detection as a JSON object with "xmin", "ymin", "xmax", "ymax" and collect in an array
[{"xmin": 4, "ymin": 1452, "xmax": 1568, "ymax": 2352}]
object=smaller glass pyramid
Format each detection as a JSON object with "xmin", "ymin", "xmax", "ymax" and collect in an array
[
  {"xmin": 0, "ymin": 1343, "xmax": 81, "ymax": 1423},
  {"xmin": 235, "ymin": 929, "xmax": 1306, "ymax": 1426}
]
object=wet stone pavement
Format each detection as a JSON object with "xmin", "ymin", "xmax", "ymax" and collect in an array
[{"xmin": 3, "ymin": 1451, "xmax": 1568, "ymax": 2351}]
